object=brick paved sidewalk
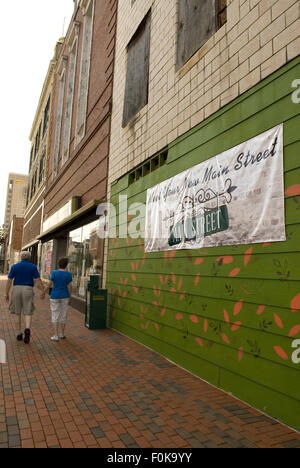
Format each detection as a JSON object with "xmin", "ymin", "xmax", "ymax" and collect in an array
[{"xmin": 0, "ymin": 276, "xmax": 299, "ymax": 448}]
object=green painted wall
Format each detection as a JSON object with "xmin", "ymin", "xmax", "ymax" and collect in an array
[{"xmin": 106, "ymin": 57, "xmax": 300, "ymax": 431}]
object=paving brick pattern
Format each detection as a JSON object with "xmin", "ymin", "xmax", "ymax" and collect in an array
[{"xmin": 0, "ymin": 276, "xmax": 299, "ymax": 449}]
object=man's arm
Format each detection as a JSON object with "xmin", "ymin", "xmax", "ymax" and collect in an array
[
  {"xmin": 68, "ymin": 282, "xmax": 73, "ymax": 297},
  {"xmin": 5, "ymin": 279, "xmax": 12, "ymax": 303},
  {"xmin": 35, "ymin": 278, "xmax": 47, "ymax": 299}
]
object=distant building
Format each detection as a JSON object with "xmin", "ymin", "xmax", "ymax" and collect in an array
[
  {"xmin": 4, "ymin": 173, "xmax": 28, "ymax": 233},
  {"xmin": 3, "ymin": 173, "xmax": 28, "ymax": 272},
  {"xmin": 5, "ymin": 216, "xmax": 24, "ymax": 272}
]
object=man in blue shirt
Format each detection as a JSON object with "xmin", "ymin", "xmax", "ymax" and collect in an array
[{"xmin": 5, "ymin": 251, "xmax": 45, "ymax": 344}]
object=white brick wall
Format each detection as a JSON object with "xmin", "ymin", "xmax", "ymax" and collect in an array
[{"xmin": 108, "ymin": 0, "xmax": 300, "ymax": 186}]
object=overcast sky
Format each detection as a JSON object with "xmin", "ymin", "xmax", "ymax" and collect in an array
[{"xmin": 0, "ymin": 0, "xmax": 75, "ymax": 225}]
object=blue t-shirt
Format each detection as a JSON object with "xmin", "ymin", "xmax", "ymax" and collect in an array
[
  {"xmin": 50, "ymin": 270, "xmax": 72, "ymax": 299},
  {"xmin": 8, "ymin": 260, "xmax": 40, "ymax": 286}
]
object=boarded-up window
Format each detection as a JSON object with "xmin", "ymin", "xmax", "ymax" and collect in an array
[
  {"xmin": 122, "ymin": 10, "xmax": 151, "ymax": 128},
  {"xmin": 176, "ymin": 0, "xmax": 227, "ymax": 70}
]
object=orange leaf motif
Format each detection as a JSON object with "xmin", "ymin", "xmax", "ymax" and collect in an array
[
  {"xmin": 224, "ymin": 309, "xmax": 230, "ymax": 325},
  {"xmin": 217, "ymin": 256, "xmax": 234, "ymax": 264},
  {"xmin": 273, "ymin": 313, "xmax": 284, "ymax": 329},
  {"xmin": 244, "ymin": 247, "xmax": 253, "ymax": 266},
  {"xmin": 289, "ymin": 325, "xmax": 300, "ymax": 337},
  {"xmin": 233, "ymin": 300, "xmax": 243, "ymax": 316},
  {"xmin": 195, "ymin": 273, "xmax": 201, "ymax": 286},
  {"xmin": 285, "ymin": 185, "xmax": 300, "ymax": 197},
  {"xmin": 190, "ymin": 315, "xmax": 198, "ymax": 324},
  {"xmin": 256, "ymin": 305, "xmax": 266, "ymax": 316},
  {"xmin": 291, "ymin": 293, "xmax": 300, "ymax": 313},
  {"xmin": 221, "ymin": 334, "xmax": 230, "ymax": 344},
  {"xmin": 194, "ymin": 258, "xmax": 204, "ymax": 265},
  {"xmin": 273, "ymin": 346, "xmax": 289, "ymax": 360},
  {"xmin": 179, "ymin": 292, "xmax": 186, "ymax": 301},
  {"xmin": 231, "ymin": 322, "xmax": 242, "ymax": 332},
  {"xmin": 195, "ymin": 337, "xmax": 204, "ymax": 347},
  {"xmin": 238, "ymin": 347, "xmax": 243, "ymax": 362},
  {"xmin": 229, "ymin": 268, "xmax": 241, "ymax": 277}
]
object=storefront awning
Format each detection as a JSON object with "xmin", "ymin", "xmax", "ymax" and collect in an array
[{"xmin": 37, "ymin": 200, "xmax": 102, "ymax": 242}]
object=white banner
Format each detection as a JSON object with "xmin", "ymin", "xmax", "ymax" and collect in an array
[{"xmin": 145, "ymin": 124, "xmax": 285, "ymax": 252}]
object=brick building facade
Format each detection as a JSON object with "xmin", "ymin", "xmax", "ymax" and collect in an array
[
  {"xmin": 39, "ymin": 0, "xmax": 118, "ymax": 311},
  {"xmin": 22, "ymin": 41, "xmax": 62, "ymax": 264}
]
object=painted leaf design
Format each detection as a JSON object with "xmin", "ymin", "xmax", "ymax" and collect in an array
[
  {"xmin": 273, "ymin": 313, "xmax": 284, "ymax": 329},
  {"xmin": 273, "ymin": 346, "xmax": 289, "ymax": 360},
  {"xmin": 221, "ymin": 334, "xmax": 230, "ymax": 344},
  {"xmin": 195, "ymin": 273, "xmax": 201, "ymax": 286},
  {"xmin": 170, "ymin": 250, "xmax": 177, "ymax": 260},
  {"xmin": 285, "ymin": 185, "xmax": 300, "ymax": 197},
  {"xmin": 256, "ymin": 305, "xmax": 266, "ymax": 316},
  {"xmin": 229, "ymin": 268, "xmax": 241, "ymax": 277},
  {"xmin": 179, "ymin": 292, "xmax": 186, "ymax": 301},
  {"xmin": 195, "ymin": 337, "xmax": 204, "ymax": 347},
  {"xmin": 176, "ymin": 313, "xmax": 183, "ymax": 321},
  {"xmin": 231, "ymin": 322, "xmax": 242, "ymax": 332},
  {"xmin": 171, "ymin": 272, "xmax": 176, "ymax": 284},
  {"xmin": 291, "ymin": 293, "xmax": 300, "ymax": 313},
  {"xmin": 233, "ymin": 300, "xmax": 243, "ymax": 316},
  {"xmin": 195, "ymin": 258, "xmax": 204, "ymax": 265},
  {"xmin": 244, "ymin": 247, "xmax": 253, "ymax": 266},
  {"xmin": 238, "ymin": 347, "xmax": 243, "ymax": 362},
  {"xmin": 177, "ymin": 277, "xmax": 183, "ymax": 290},
  {"xmin": 190, "ymin": 315, "xmax": 198, "ymax": 324},
  {"xmin": 224, "ymin": 309, "xmax": 230, "ymax": 325},
  {"xmin": 217, "ymin": 256, "xmax": 234, "ymax": 264},
  {"xmin": 288, "ymin": 325, "xmax": 300, "ymax": 337},
  {"xmin": 161, "ymin": 308, "xmax": 166, "ymax": 317},
  {"xmin": 204, "ymin": 319, "xmax": 208, "ymax": 333}
]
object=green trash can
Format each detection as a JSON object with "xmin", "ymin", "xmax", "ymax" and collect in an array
[{"xmin": 85, "ymin": 275, "xmax": 107, "ymax": 330}]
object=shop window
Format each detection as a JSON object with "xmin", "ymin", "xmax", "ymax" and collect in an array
[
  {"xmin": 68, "ymin": 220, "xmax": 104, "ymax": 299},
  {"xmin": 122, "ymin": 10, "xmax": 151, "ymax": 127},
  {"xmin": 176, "ymin": 0, "xmax": 227, "ymax": 70},
  {"xmin": 40, "ymin": 241, "xmax": 54, "ymax": 280}
]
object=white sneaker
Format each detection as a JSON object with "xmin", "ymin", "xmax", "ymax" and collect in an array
[{"xmin": 51, "ymin": 336, "xmax": 59, "ymax": 342}]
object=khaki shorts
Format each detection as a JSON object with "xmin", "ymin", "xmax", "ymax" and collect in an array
[{"xmin": 9, "ymin": 286, "xmax": 35, "ymax": 316}]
